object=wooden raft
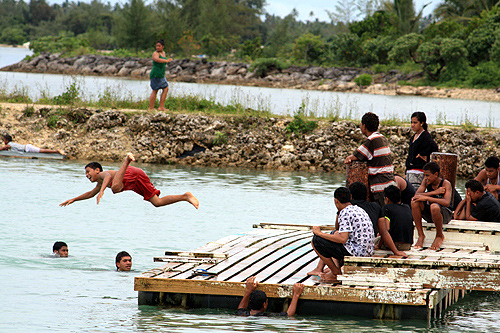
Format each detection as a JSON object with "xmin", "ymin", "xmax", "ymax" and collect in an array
[{"xmin": 135, "ymin": 221, "xmax": 500, "ymax": 319}]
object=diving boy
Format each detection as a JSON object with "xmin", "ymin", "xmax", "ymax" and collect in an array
[{"xmin": 60, "ymin": 153, "xmax": 199, "ymax": 209}]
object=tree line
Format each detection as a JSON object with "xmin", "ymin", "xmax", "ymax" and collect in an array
[{"xmin": 0, "ymin": 0, "xmax": 499, "ymax": 88}]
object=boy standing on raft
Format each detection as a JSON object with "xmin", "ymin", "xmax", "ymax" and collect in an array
[{"xmin": 60, "ymin": 153, "xmax": 199, "ymax": 209}]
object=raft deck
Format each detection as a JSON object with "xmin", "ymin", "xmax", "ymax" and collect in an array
[{"xmin": 135, "ymin": 220, "xmax": 500, "ymax": 320}]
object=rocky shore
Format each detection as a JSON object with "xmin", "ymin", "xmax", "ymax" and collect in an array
[
  {"xmin": 1, "ymin": 103, "xmax": 498, "ymax": 178},
  {"xmin": 2, "ymin": 53, "xmax": 499, "ymax": 102}
]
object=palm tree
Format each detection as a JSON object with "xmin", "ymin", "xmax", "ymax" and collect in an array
[
  {"xmin": 383, "ymin": 0, "xmax": 429, "ymax": 34},
  {"xmin": 434, "ymin": 0, "xmax": 499, "ymax": 20}
]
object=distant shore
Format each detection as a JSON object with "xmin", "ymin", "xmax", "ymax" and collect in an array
[
  {"xmin": 1, "ymin": 52, "xmax": 499, "ymax": 102},
  {"xmin": 1, "ymin": 102, "xmax": 498, "ymax": 178}
]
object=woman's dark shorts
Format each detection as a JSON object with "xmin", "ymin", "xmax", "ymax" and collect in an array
[
  {"xmin": 150, "ymin": 77, "xmax": 169, "ymax": 91},
  {"xmin": 312, "ymin": 234, "xmax": 352, "ymax": 260}
]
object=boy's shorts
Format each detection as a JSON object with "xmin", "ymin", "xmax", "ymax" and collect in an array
[
  {"xmin": 121, "ymin": 166, "xmax": 161, "ymax": 201},
  {"xmin": 422, "ymin": 202, "xmax": 452, "ymax": 224},
  {"xmin": 150, "ymin": 77, "xmax": 169, "ymax": 91},
  {"xmin": 312, "ymin": 234, "xmax": 352, "ymax": 261},
  {"xmin": 25, "ymin": 144, "xmax": 40, "ymax": 153}
]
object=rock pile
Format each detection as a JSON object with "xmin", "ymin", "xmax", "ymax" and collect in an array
[{"xmin": 1, "ymin": 104, "xmax": 498, "ymax": 178}]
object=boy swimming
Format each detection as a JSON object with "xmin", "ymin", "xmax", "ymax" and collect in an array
[{"xmin": 60, "ymin": 153, "xmax": 199, "ymax": 209}]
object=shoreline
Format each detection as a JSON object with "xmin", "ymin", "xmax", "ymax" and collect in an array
[
  {"xmin": 1, "ymin": 53, "xmax": 499, "ymax": 103},
  {"xmin": 1, "ymin": 102, "xmax": 498, "ymax": 178}
]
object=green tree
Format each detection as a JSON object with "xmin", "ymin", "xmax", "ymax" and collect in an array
[
  {"xmin": 115, "ymin": 0, "xmax": 154, "ymax": 52},
  {"xmin": 292, "ymin": 33, "xmax": 325, "ymax": 64},
  {"xmin": 328, "ymin": 33, "xmax": 362, "ymax": 66},
  {"xmin": 360, "ymin": 35, "xmax": 395, "ymax": 64}
]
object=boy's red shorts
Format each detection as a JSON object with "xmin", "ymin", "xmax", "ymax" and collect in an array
[{"xmin": 121, "ymin": 166, "xmax": 160, "ymax": 201}]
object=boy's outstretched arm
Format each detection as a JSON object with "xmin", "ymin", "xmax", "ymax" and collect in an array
[
  {"xmin": 286, "ymin": 283, "xmax": 304, "ymax": 316},
  {"xmin": 60, "ymin": 185, "xmax": 100, "ymax": 206},
  {"xmin": 96, "ymin": 172, "xmax": 113, "ymax": 205},
  {"xmin": 238, "ymin": 276, "xmax": 257, "ymax": 310}
]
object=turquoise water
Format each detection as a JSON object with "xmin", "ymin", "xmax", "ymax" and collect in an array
[{"xmin": 1, "ymin": 157, "xmax": 499, "ymax": 332}]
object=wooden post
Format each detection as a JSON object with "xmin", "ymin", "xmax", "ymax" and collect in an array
[
  {"xmin": 431, "ymin": 152, "xmax": 458, "ymax": 189},
  {"xmin": 346, "ymin": 161, "xmax": 369, "ymax": 190}
]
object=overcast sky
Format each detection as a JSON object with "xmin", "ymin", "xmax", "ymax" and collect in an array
[
  {"xmin": 47, "ymin": 0, "xmax": 440, "ymax": 22},
  {"xmin": 266, "ymin": 0, "xmax": 439, "ymax": 22}
]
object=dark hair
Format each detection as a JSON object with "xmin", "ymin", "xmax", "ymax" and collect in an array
[
  {"xmin": 384, "ymin": 185, "xmax": 401, "ymax": 204},
  {"xmin": 248, "ymin": 290, "xmax": 267, "ymax": 310},
  {"xmin": 334, "ymin": 187, "xmax": 351, "ymax": 204},
  {"xmin": 485, "ymin": 156, "xmax": 500, "ymax": 169},
  {"xmin": 423, "ymin": 161, "xmax": 440, "ymax": 175},
  {"xmin": 465, "ymin": 179, "xmax": 484, "ymax": 193},
  {"xmin": 85, "ymin": 162, "xmax": 103, "ymax": 172},
  {"xmin": 411, "ymin": 111, "xmax": 428, "ymax": 131},
  {"xmin": 156, "ymin": 39, "xmax": 165, "ymax": 46},
  {"xmin": 3, "ymin": 133, "xmax": 12, "ymax": 142},
  {"xmin": 53, "ymin": 241, "xmax": 67, "ymax": 252},
  {"xmin": 116, "ymin": 251, "xmax": 131, "ymax": 264},
  {"xmin": 361, "ymin": 112, "xmax": 379, "ymax": 132},
  {"xmin": 349, "ymin": 182, "xmax": 368, "ymax": 201}
]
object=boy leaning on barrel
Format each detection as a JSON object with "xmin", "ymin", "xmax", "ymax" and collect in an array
[{"xmin": 344, "ymin": 112, "xmax": 396, "ymax": 207}]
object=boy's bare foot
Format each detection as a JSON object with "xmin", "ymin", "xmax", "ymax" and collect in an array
[
  {"xmin": 126, "ymin": 153, "xmax": 135, "ymax": 162},
  {"xmin": 307, "ymin": 269, "xmax": 323, "ymax": 276},
  {"xmin": 148, "ymin": 108, "xmax": 155, "ymax": 111},
  {"xmin": 429, "ymin": 236, "xmax": 444, "ymax": 250},
  {"xmin": 185, "ymin": 192, "xmax": 199, "ymax": 209},
  {"xmin": 319, "ymin": 272, "xmax": 339, "ymax": 284},
  {"xmin": 413, "ymin": 236, "xmax": 426, "ymax": 249},
  {"xmin": 58, "ymin": 150, "xmax": 66, "ymax": 156}
]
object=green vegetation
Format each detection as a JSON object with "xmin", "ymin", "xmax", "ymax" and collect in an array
[
  {"xmin": 354, "ymin": 74, "xmax": 373, "ymax": 87},
  {"xmin": 286, "ymin": 105, "xmax": 318, "ymax": 134},
  {"xmin": 1, "ymin": 0, "xmax": 498, "ymax": 89},
  {"xmin": 213, "ymin": 131, "xmax": 228, "ymax": 145}
]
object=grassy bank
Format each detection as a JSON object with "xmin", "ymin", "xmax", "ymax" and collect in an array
[{"xmin": 0, "ymin": 79, "xmax": 495, "ymax": 132}]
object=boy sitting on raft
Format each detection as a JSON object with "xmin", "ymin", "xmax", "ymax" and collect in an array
[
  {"xmin": 376, "ymin": 185, "xmax": 413, "ymax": 257},
  {"xmin": 60, "ymin": 153, "xmax": 199, "ymax": 209},
  {"xmin": 474, "ymin": 156, "xmax": 500, "ymax": 200}
]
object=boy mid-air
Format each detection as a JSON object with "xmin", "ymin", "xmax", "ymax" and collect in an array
[{"xmin": 60, "ymin": 153, "xmax": 199, "ymax": 209}]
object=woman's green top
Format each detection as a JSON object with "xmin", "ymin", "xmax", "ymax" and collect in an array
[{"xmin": 150, "ymin": 55, "xmax": 167, "ymax": 79}]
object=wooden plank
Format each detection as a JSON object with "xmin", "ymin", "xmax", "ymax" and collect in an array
[
  {"xmin": 423, "ymin": 220, "xmax": 500, "ymax": 232},
  {"xmin": 215, "ymin": 232, "xmax": 312, "ymax": 281},
  {"xmin": 0, "ymin": 150, "xmax": 65, "ymax": 160},
  {"xmin": 134, "ymin": 278, "xmax": 429, "ymax": 305},
  {"xmin": 279, "ymin": 257, "xmax": 323, "ymax": 285},
  {"xmin": 344, "ymin": 256, "xmax": 500, "ymax": 270},
  {"xmin": 163, "ymin": 251, "xmax": 229, "ymax": 258},
  {"xmin": 343, "ymin": 266, "xmax": 500, "ymax": 291},
  {"xmin": 222, "ymin": 235, "xmax": 312, "ymax": 282},
  {"xmin": 256, "ymin": 222, "xmax": 335, "ymax": 231},
  {"xmin": 139, "ymin": 262, "xmax": 186, "ymax": 278},
  {"xmin": 190, "ymin": 231, "xmax": 311, "ymax": 280},
  {"xmin": 263, "ymin": 249, "xmax": 319, "ymax": 284}
]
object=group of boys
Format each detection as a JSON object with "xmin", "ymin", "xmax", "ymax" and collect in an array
[
  {"xmin": 52, "ymin": 241, "xmax": 133, "ymax": 271},
  {"xmin": 306, "ymin": 112, "xmax": 500, "ymax": 284}
]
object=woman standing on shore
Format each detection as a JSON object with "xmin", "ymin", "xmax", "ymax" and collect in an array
[
  {"xmin": 149, "ymin": 39, "xmax": 172, "ymax": 111},
  {"xmin": 405, "ymin": 112, "xmax": 439, "ymax": 189}
]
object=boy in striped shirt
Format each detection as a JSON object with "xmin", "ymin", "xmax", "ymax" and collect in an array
[{"xmin": 345, "ymin": 112, "xmax": 396, "ymax": 207}]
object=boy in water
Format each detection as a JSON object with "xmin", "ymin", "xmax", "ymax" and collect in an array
[
  {"xmin": 235, "ymin": 276, "xmax": 304, "ymax": 317},
  {"xmin": 53, "ymin": 241, "xmax": 68, "ymax": 257},
  {"xmin": 60, "ymin": 153, "xmax": 199, "ymax": 209},
  {"xmin": 116, "ymin": 251, "xmax": 133, "ymax": 271}
]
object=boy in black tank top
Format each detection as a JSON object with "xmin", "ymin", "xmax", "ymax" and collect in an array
[{"xmin": 411, "ymin": 162, "xmax": 453, "ymax": 251}]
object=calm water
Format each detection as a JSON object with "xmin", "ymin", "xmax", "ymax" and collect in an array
[
  {"xmin": 0, "ymin": 47, "xmax": 498, "ymax": 127},
  {"xmin": 1, "ymin": 157, "xmax": 499, "ymax": 332}
]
